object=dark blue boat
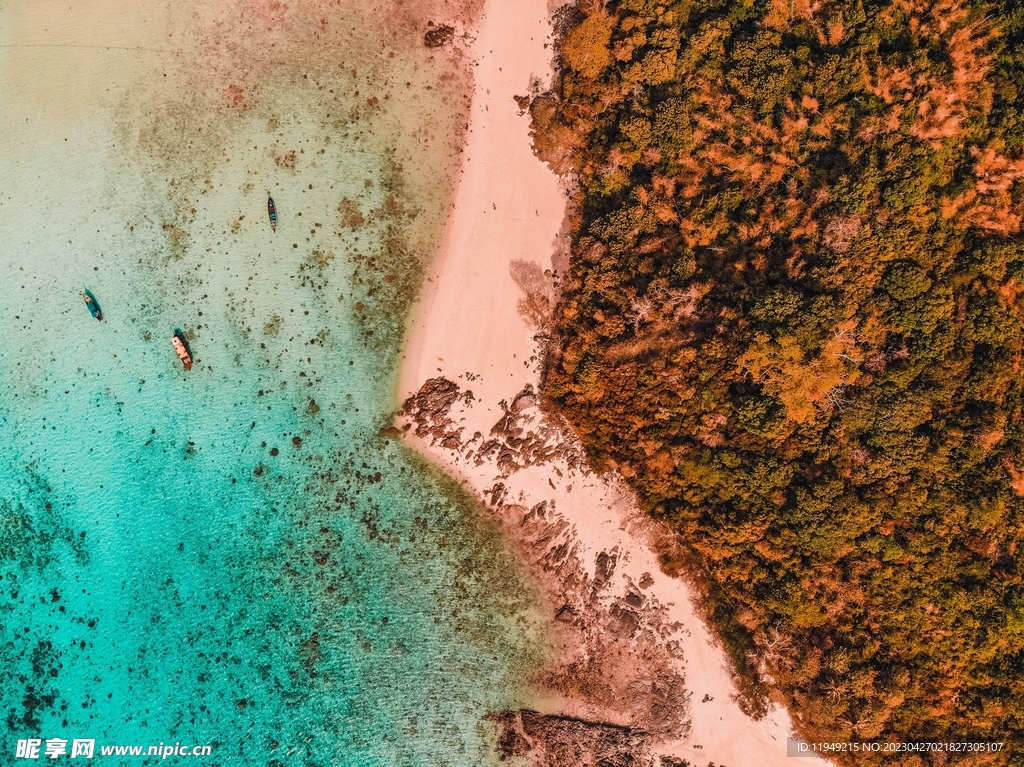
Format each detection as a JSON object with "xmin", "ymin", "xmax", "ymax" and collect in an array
[
  {"xmin": 268, "ymin": 195, "xmax": 277, "ymax": 231},
  {"xmin": 81, "ymin": 288, "xmax": 103, "ymax": 321}
]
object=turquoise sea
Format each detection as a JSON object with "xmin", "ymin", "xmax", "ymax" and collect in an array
[{"xmin": 0, "ymin": 1, "xmax": 547, "ymax": 764}]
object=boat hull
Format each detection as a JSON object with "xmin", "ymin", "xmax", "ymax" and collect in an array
[
  {"xmin": 81, "ymin": 289, "xmax": 103, "ymax": 321},
  {"xmin": 268, "ymin": 196, "xmax": 277, "ymax": 231},
  {"xmin": 171, "ymin": 332, "xmax": 193, "ymax": 370}
]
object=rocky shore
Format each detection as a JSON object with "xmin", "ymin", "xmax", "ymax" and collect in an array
[{"xmin": 395, "ymin": 1, "xmax": 828, "ymax": 765}]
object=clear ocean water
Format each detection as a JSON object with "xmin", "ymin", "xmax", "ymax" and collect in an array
[{"xmin": 0, "ymin": 1, "xmax": 547, "ymax": 764}]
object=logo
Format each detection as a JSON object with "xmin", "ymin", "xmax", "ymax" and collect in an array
[
  {"xmin": 15, "ymin": 738, "xmax": 211, "ymax": 760},
  {"xmin": 16, "ymin": 739, "xmax": 94, "ymax": 759}
]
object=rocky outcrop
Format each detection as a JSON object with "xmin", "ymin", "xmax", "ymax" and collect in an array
[
  {"xmin": 401, "ymin": 377, "xmax": 584, "ymax": 474},
  {"xmin": 423, "ymin": 22, "xmax": 455, "ymax": 48},
  {"xmin": 488, "ymin": 711, "xmax": 654, "ymax": 767},
  {"xmin": 401, "ymin": 377, "xmax": 696, "ymax": 765}
]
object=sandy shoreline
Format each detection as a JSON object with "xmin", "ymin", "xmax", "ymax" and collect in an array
[{"xmin": 397, "ymin": 1, "xmax": 832, "ymax": 765}]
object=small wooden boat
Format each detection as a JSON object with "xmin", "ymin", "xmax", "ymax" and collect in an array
[
  {"xmin": 267, "ymin": 195, "xmax": 277, "ymax": 231},
  {"xmin": 81, "ymin": 288, "xmax": 103, "ymax": 321},
  {"xmin": 171, "ymin": 330, "xmax": 193, "ymax": 371}
]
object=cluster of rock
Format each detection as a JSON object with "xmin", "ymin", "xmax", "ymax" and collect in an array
[
  {"xmin": 400, "ymin": 377, "xmax": 714, "ymax": 767},
  {"xmin": 400, "ymin": 376, "xmax": 584, "ymax": 475}
]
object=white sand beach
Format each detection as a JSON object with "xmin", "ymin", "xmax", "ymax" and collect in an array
[{"xmin": 397, "ymin": 1, "xmax": 833, "ymax": 765}]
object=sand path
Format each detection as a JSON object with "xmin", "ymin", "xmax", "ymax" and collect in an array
[{"xmin": 397, "ymin": 1, "xmax": 832, "ymax": 765}]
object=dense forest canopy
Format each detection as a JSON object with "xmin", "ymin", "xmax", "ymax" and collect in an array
[{"xmin": 533, "ymin": 0, "xmax": 1024, "ymax": 761}]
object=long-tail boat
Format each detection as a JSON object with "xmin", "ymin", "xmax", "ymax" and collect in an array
[
  {"xmin": 267, "ymin": 195, "xmax": 278, "ymax": 231},
  {"xmin": 81, "ymin": 288, "xmax": 103, "ymax": 321},
  {"xmin": 171, "ymin": 330, "xmax": 193, "ymax": 371}
]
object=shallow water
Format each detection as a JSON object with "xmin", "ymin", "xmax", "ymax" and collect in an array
[{"xmin": 0, "ymin": 1, "xmax": 547, "ymax": 764}]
